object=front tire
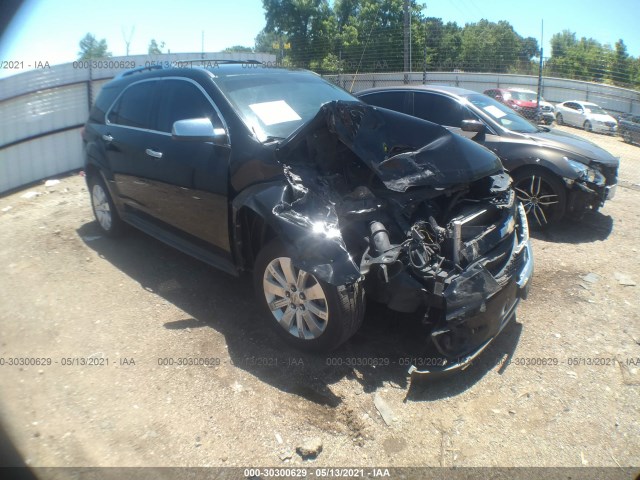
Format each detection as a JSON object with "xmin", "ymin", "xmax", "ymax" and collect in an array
[
  {"xmin": 556, "ymin": 113, "xmax": 564, "ymax": 125},
  {"xmin": 89, "ymin": 175, "xmax": 124, "ymax": 237},
  {"xmin": 512, "ymin": 167, "xmax": 567, "ymax": 229},
  {"xmin": 584, "ymin": 120, "xmax": 593, "ymax": 132},
  {"xmin": 254, "ymin": 238, "xmax": 364, "ymax": 351},
  {"xmin": 622, "ymin": 131, "xmax": 632, "ymax": 144}
]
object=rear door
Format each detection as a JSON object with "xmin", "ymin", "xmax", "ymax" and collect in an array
[{"xmin": 104, "ymin": 79, "xmax": 162, "ymax": 216}]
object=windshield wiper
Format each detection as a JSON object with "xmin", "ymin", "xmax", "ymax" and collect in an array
[{"xmin": 263, "ymin": 135, "xmax": 285, "ymax": 144}]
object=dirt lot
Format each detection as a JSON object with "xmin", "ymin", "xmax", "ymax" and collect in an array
[{"xmin": 0, "ymin": 125, "xmax": 639, "ymax": 473}]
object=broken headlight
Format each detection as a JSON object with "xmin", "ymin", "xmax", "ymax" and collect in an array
[{"xmin": 566, "ymin": 158, "xmax": 605, "ymax": 186}]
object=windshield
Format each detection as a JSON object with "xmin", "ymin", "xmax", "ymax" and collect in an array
[
  {"xmin": 466, "ymin": 93, "xmax": 538, "ymax": 133},
  {"xmin": 510, "ymin": 91, "xmax": 537, "ymax": 102},
  {"xmin": 585, "ymin": 105, "xmax": 607, "ymax": 115},
  {"xmin": 212, "ymin": 70, "xmax": 357, "ymax": 141}
]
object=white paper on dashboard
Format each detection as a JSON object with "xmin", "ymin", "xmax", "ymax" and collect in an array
[
  {"xmin": 484, "ymin": 105, "xmax": 507, "ymax": 118},
  {"xmin": 249, "ymin": 100, "xmax": 302, "ymax": 125}
]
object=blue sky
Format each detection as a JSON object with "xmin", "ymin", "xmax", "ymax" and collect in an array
[{"xmin": 1, "ymin": 0, "xmax": 638, "ymax": 78}]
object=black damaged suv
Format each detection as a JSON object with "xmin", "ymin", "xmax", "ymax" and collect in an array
[{"xmin": 83, "ymin": 63, "xmax": 533, "ymax": 374}]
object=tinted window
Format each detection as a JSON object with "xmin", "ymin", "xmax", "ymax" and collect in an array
[
  {"xmin": 108, "ymin": 81, "xmax": 156, "ymax": 129},
  {"xmin": 90, "ymin": 86, "xmax": 120, "ymax": 124},
  {"xmin": 359, "ymin": 91, "xmax": 407, "ymax": 113},
  {"xmin": 412, "ymin": 92, "xmax": 473, "ymax": 127},
  {"xmin": 157, "ymin": 80, "xmax": 220, "ymax": 133}
]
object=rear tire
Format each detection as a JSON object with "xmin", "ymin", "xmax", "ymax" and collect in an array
[
  {"xmin": 512, "ymin": 167, "xmax": 567, "ymax": 229},
  {"xmin": 556, "ymin": 113, "xmax": 564, "ymax": 125},
  {"xmin": 253, "ymin": 238, "xmax": 364, "ymax": 352},
  {"xmin": 89, "ymin": 175, "xmax": 124, "ymax": 237},
  {"xmin": 622, "ymin": 131, "xmax": 632, "ymax": 144},
  {"xmin": 584, "ymin": 120, "xmax": 593, "ymax": 132}
]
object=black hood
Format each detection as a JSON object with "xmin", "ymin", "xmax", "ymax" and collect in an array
[
  {"xmin": 277, "ymin": 101, "xmax": 503, "ymax": 192},
  {"xmin": 523, "ymin": 128, "xmax": 619, "ymax": 167}
]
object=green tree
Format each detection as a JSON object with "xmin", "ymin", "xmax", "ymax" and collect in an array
[
  {"xmin": 78, "ymin": 33, "xmax": 111, "ymax": 60},
  {"xmin": 262, "ymin": 0, "xmax": 333, "ymax": 65},
  {"xmin": 611, "ymin": 39, "xmax": 631, "ymax": 86},
  {"xmin": 459, "ymin": 20, "xmax": 522, "ymax": 73},
  {"xmin": 254, "ymin": 29, "xmax": 285, "ymax": 55},
  {"xmin": 148, "ymin": 39, "xmax": 165, "ymax": 55},
  {"xmin": 223, "ymin": 45, "xmax": 254, "ymax": 52}
]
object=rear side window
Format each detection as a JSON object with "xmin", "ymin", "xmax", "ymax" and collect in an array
[
  {"xmin": 359, "ymin": 91, "xmax": 408, "ymax": 114},
  {"xmin": 89, "ymin": 86, "xmax": 120, "ymax": 124},
  {"xmin": 157, "ymin": 80, "xmax": 221, "ymax": 133},
  {"xmin": 108, "ymin": 81, "xmax": 157, "ymax": 129},
  {"xmin": 412, "ymin": 92, "xmax": 473, "ymax": 127}
]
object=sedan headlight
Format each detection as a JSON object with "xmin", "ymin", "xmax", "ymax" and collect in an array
[{"xmin": 566, "ymin": 158, "xmax": 605, "ymax": 185}]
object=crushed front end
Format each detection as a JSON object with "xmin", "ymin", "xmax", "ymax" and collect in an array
[
  {"xmin": 563, "ymin": 157, "xmax": 618, "ymax": 218},
  {"xmin": 274, "ymin": 101, "xmax": 533, "ymax": 376},
  {"xmin": 358, "ymin": 176, "xmax": 533, "ymax": 377}
]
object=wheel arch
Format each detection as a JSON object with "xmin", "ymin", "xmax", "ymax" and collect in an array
[{"xmin": 231, "ymin": 182, "xmax": 361, "ymax": 286}]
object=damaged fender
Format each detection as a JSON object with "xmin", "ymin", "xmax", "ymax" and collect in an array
[{"xmin": 231, "ymin": 182, "xmax": 361, "ymax": 286}]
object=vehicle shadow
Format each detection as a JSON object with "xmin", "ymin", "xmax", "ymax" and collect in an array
[
  {"xmin": 77, "ymin": 221, "xmax": 521, "ymax": 405},
  {"xmin": 531, "ymin": 211, "xmax": 613, "ymax": 244}
]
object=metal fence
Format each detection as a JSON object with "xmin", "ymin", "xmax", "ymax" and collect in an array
[
  {"xmin": 326, "ymin": 71, "xmax": 640, "ymax": 114},
  {"xmin": 1, "ymin": 57, "xmax": 639, "ymax": 194}
]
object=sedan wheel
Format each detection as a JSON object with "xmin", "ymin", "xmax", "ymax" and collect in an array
[
  {"xmin": 584, "ymin": 121, "xmax": 593, "ymax": 132},
  {"xmin": 622, "ymin": 131, "xmax": 632, "ymax": 144},
  {"xmin": 254, "ymin": 238, "xmax": 364, "ymax": 351},
  {"xmin": 513, "ymin": 168, "xmax": 566, "ymax": 228},
  {"xmin": 556, "ymin": 113, "xmax": 563, "ymax": 125}
]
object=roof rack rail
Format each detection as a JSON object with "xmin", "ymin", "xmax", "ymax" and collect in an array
[
  {"xmin": 115, "ymin": 64, "xmax": 164, "ymax": 79},
  {"xmin": 166, "ymin": 58, "xmax": 265, "ymax": 66}
]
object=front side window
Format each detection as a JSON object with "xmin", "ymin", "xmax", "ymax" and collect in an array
[
  {"xmin": 108, "ymin": 82, "xmax": 156, "ymax": 129},
  {"xmin": 157, "ymin": 80, "xmax": 222, "ymax": 133}
]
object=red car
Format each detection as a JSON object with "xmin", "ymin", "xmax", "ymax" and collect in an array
[{"xmin": 484, "ymin": 88, "xmax": 555, "ymax": 124}]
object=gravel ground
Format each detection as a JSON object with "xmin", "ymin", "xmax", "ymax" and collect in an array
[{"xmin": 0, "ymin": 126, "xmax": 639, "ymax": 473}]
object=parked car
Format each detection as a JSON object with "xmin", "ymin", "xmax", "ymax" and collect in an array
[
  {"xmin": 356, "ymin": 86, "xmax": 619, "ymax": 228},
  {"xmin": 483, "ymin": 88, "xmax": 555, "ymax": 125},
  {"xmin": 82, "ymin": 63, "xmax": 533, "ymax": 375},
  {"xmin": 619, "ymin": 114, "xmax": 640, "ymax": 145},
  {"xmin": 554, "ymin": 101, "xmax": 618, "ymax": 134}
]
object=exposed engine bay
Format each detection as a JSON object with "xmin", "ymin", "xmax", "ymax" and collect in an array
[{"xmin": 271, "ymin": 101, "xmax": 533, "ymax": 376}]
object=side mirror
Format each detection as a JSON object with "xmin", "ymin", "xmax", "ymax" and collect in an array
[
  {"xmin": 172, "ymin": 118, "xmax": 227, "ymax": 143},
  {"xmin": 461, "ymin": 119, "xmax": 486, "ymax": 142}
]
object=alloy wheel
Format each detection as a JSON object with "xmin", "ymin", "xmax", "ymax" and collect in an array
[
  {"xmin": 263, "ymin": 257, "xmax": 329, "ymax": 340},
  {"xmin": 514, "ymin": 175, "xmax": 561, "ymax": 227},
  {"xmin": 92, "ymin": 184, "xmax": 112, "ymax": 231}
]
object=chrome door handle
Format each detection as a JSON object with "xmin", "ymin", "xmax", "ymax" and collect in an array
[
  {"xmin": 102, "ymin": 134, "xmax": 113, "ymax": 142},
  {"xmin": 145, "ymin": 149, "xmax": 163, "ymax": 159}
]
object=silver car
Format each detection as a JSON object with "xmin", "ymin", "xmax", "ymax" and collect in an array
[{"xmin": 555, "ymin": 100, "xmax": 618, "ymax": 134}]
